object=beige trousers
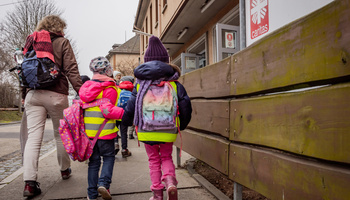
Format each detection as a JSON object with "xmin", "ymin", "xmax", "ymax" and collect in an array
[{"xmin": 23, "ymin": 90, "xmax": 70, "ymax": 181}]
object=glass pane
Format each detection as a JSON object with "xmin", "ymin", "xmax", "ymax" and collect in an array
[
  {"xmin": 185, "ymin": 57, "xmax": 196, "ymax": 69},
  {"xmin": 198, "ymin": 52, "xmax": 206, "ymax": 68},
  {"xmin": 221, "ymin": 29, "xmax": 236, "ymax": 49}
]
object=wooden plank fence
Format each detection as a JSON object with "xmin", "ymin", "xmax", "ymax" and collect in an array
[{"xmin": 174, "ymin": 0, "xmax": 350, "ymax": 199}]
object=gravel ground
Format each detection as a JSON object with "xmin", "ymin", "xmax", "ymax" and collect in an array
[{"xmin": 192, "ymin": 159, "xmax": 269, "ymax": 200}]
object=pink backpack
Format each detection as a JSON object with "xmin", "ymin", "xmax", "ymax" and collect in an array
[{"xmin": 59, "ymin": 98, "xmax": 110, "ymax": 162}]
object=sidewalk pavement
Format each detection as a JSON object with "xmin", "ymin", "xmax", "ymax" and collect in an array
[{"xmin": 0, "ymin": 137, "xmax": 221, "ymax": 200}]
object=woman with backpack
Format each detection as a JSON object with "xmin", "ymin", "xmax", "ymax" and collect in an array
[
  {"xmin": 121, "ymin": 36, "xmax": 192, "ymax": 200},
  {"xmin": 79, "ymin": 56, "xmax": 124, "ymax": 200},
  {"xmin": 22, "ymin": 15, "xmax": 83, "ymax": 198}
]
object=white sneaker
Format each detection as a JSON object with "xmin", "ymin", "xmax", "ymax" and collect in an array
[{"xmin": 98, "ymin": 186, "xmax": 112, "ymax": 200}]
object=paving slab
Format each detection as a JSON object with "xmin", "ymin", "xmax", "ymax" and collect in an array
[
  {"xmin": 42, "ymin": 138, "xmax": 207, "ymax": 200},
  {"xmin": 110, "ymin": 187, "xmax": 217, "ymax": 200},
  {"xmin": 0, "ymin": 136, "xmax": 219, "ymax": 200},
  {"xmin": 0, "ymin": 149, "xmax": 61, "ymax": 200}
]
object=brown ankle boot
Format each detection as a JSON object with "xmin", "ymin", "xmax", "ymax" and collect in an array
[
  {"xmin": 164, "ymin": 176, "xmax": 178, "ymax": 200},
  {"xmin": 149, "ymin": 189, "xmax": 163, "ymax": 200}
]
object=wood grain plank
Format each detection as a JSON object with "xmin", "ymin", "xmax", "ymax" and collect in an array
[
  {"xmin": 230, "ymin": 83, "xmax": 350, "ymax": 164},
  {"xmin": 188, "ymin": 100, "xmax": 230, "ymax": 137},
  {"xmin": 179, "ymin": 0, "xmax": 350, "ymax": 98},
  {"xmin": 174, "ymin": 129, "xmax": 229, "ymax": 175},
  {"xmin": 230, "ymin": 0, "xmax": 350, "ymax": 95},
  {"xmin": 229, "ymin": 143, "xmax": 350, "ymax": 200},
  {"xmin": 178, "ymin": 57, "xmax": 231, "ymax": 98}
]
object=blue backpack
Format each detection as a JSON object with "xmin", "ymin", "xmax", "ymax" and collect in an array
[
  {"xmin": 20, "ymin": 50, "xmax": 61, "ymax": 89},
  {"xmin": 20, "ymin": 36, "xmax": 61, "ymax": 89},
  {"xmin": 117, "ymin": 89, "xmax": 132, "ymax": 109}
]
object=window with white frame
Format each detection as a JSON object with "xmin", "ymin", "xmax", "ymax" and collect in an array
[
  {"xmin": 213, "ymin": 6, "xmax": 240, "ymax": 62},
  {"xmin": 180, "ymin": 33, "xmax": 207, "ymax": 74}
]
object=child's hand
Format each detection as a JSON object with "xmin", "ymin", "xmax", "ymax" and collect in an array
[{"xmin": 99, "ymin": 103, "xmax": 124, "ymax": 120}]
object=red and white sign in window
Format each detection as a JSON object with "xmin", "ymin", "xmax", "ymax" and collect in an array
[
  {"xmin": 225, "ymin": 32, "xmax": 235, "ymax": 48},
  {"xmin": 250, "ymin": 0, "xmax": 269, "ymax": 39}
]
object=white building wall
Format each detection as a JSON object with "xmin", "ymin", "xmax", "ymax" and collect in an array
[{"xmin": 245, "ymin": 0, "xmax": 334, "ymax": 46}]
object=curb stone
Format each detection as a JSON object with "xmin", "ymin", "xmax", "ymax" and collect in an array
[{"xmin": 185, "ymin": 158, "xmax": 230, "ymax": 200}]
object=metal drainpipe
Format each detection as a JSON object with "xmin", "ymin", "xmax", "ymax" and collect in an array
[
  {"xmin": 239, "ymin": 0, "xmax": 246, "ymax": 50},
  {"xmin": 232, "ymin": 2, "xmax": 246, "ymax": 200}
]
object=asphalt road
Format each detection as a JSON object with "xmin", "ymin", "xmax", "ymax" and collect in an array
[
  {"xmin": 0, "ymin": 120, "xmax": 56, "ymax": 182},
  {"xmin": 0, "ymin": 120, "xmax": 54, "ymax": 158}
]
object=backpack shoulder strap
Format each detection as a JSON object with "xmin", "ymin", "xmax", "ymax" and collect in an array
[
  {"xmin": 96, "ymin": 85, "xmax": 118, "ymax": 97},
  {"xmin": 81, "ymin": 98, "xmax": 111, "ymax": 109},
  {"xmin": 90, "ymin": 118, "xmax": 109, "ymax": 147},
  {"xmin": 51, "ymin": 35, "xmax": 63, "ymax": 42},
  {"xmin": 96, "ymin": 85, "xmax": 119, "ymax": 104},
  {"xmin": 167, "ymin": 81, "xmax": 178, "ymax": 93}
]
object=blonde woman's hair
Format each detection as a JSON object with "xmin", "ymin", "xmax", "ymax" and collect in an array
[{"xmin": 36, "ymin": 15, "xmax": 66, "ymax": 34}]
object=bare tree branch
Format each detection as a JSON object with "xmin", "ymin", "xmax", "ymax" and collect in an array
[
  {"xmin": 0, "ymin": 0, "xmax": 79, "ymax": 107},
  {"xmin": 113, "ymin": 55, "xmax": 139, "ymax": 77},
  {"xmin": 0, "ymin": 0, "xmax": 80, "ymax": 78}
]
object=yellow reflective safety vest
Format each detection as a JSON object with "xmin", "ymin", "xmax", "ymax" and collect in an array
[
  {"xmin": 84, "ymin": 86, "xmax": 119, "ymax": 138},
  {"xmin": 136, "ymin": 81, "xmax": 180, "ymax": 143}
]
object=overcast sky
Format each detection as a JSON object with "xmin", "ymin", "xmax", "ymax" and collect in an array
[{"xmin": 0, "ymin": 0, "xmax": 139, "ymax": 77}]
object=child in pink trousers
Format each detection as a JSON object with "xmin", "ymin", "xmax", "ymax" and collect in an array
[{"xmin": 121, "ymin": 36, "xmax": 192, "ymax": 200}]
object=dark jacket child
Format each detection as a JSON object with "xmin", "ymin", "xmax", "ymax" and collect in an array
[
  {"xmin": 115, "ymin": 76, "xmax": 135, "ymax": 158},
  {"xmin": 81, "ymin": 75, "xmax": 91, "ymax": 83},
  {"xmin": 121, "ymin": 36, "xmax": 192, "ymax": 200},
  {"xmin": 79, "ymin": 56, "xmax": 124, "ymax": 200},
  {"xmin": 74, "ymin": 75, "xmax": 91, "ymax": 100},
  {"xmin": 120, "ymin": 76, "xmax": 137, "ymax": 140}
]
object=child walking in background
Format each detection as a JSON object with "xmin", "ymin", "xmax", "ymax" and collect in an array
[
  {"xmin": 116, "ymin": 76, "xmax": 135, "ymax": 157},
  {"xmin": 121, "ymin": 36, "xmax": 192, "ymax": 200},
  {"xmin": 113, "ymin": 71, "xmax": 122, "ymax": 85},
  {"xmin": 114, "ymin": 75, "xmax": 134, "ymax": 157},
  {"xmin": 120, "ymin": 76, "xmax": 137, "ymax": 140},
  {"xmin": 79, "ymin": 57, "xmax": 124, "ymax": 200}
]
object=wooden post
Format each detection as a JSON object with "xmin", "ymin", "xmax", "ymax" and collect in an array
[
  {"xmin": 233, "ymin": 182, "xmax": 242, "ymax": 200},
  {"xmin": 176, "ymin": 147, "xmax": 181, "ymax": 167}
]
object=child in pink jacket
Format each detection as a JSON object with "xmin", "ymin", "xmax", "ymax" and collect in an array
[{"xmin": 79, "ymin": 56, "xmax": 124, "ymax": 200}]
